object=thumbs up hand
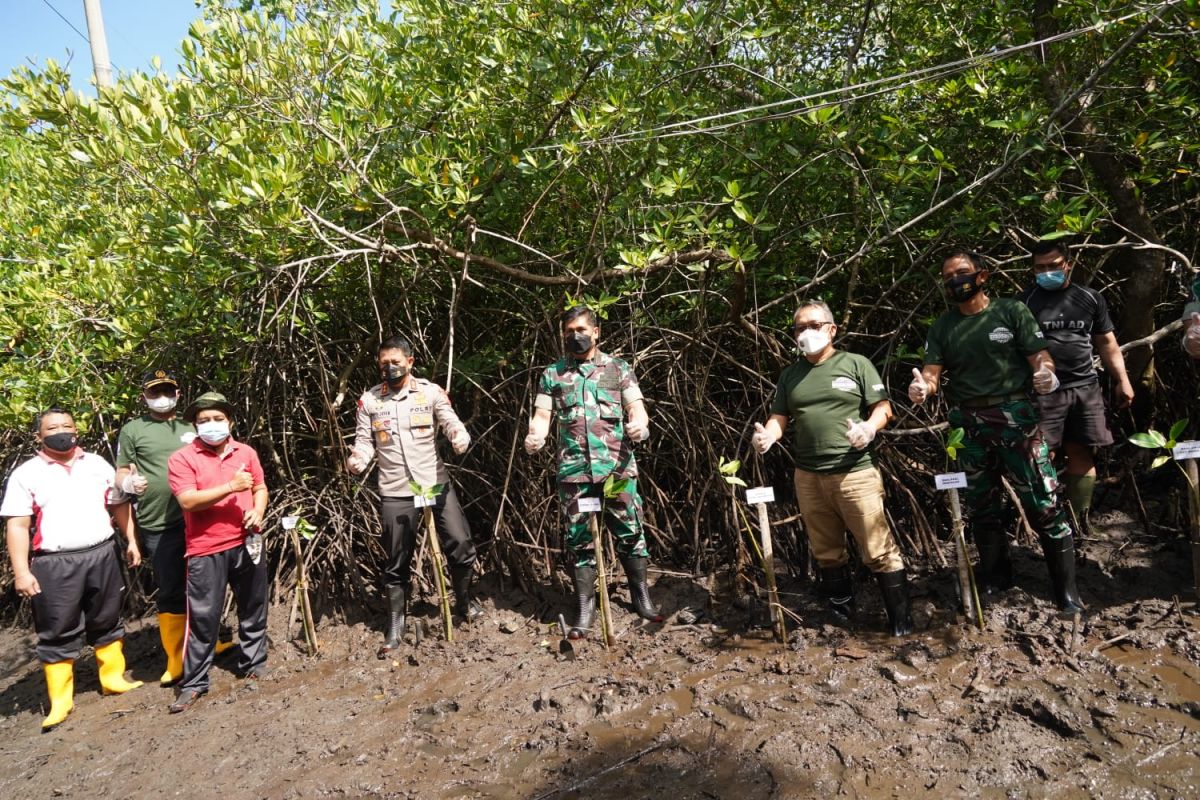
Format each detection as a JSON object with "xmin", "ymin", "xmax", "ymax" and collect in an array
[
  {"xmin": 121, "ymin": 463, "xmax": 149, "ymax": 496},
  {"xmin": 751, "ymin": 422, "xmax": 778, "ymax": 455},
  {"xmin": 908, "ymin": 368, "xmax": 930, "ymax": 405},
  {"xmin": 845, "ymin": 418, "xmax": 876, "ymax": 450},
  {"xmin": 228, "ymin": 464, "xmax": 254, "ymax": 493},
  {"xmin": 1185, "ymin": 313, "xmax": 1200, "ymax": 358}
]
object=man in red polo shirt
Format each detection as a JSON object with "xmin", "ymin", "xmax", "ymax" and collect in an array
[
  {"xmin": 1, "ymin": 408, "xmax": 143, "ymax": 731},
  {"xmin": 166, "ymin": 392, "xmax": 269, "ymax": 712}
]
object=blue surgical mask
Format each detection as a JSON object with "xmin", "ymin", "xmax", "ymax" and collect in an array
[
  {"xmin": 197, "ymin": 421, "xmax": 230, "ymax": 445},
  {"xmin": 1035, "ymin": 270, "xmax": 1067, "ymax": 290}
]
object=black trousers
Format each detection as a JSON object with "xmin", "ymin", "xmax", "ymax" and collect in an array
[
  {"xmin": 180, "ymin": 544, "xmax": 268, "ymax": 693},
  {"xmin": 30, "ymin": 539, "xmax": 125, "ymax": 663},
  {"xmin": 380, "ymin": 484, "xmax": 475, "ymax": 590},
  {"xmin": 140, "ymin": 522, "xmax": 187, "ymax": 615}
]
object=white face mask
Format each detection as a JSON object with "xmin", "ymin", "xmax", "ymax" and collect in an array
[
  {"xmin": 145, "ymin": 394, "xmax": 177, "ymax": 413},
  {"xmin": 796, "ymin": 327, "xmax": 832, "ymax": 356},
  {"xmin": 196, "ymin": 421, "xmax": 231, "ymax": 445}
]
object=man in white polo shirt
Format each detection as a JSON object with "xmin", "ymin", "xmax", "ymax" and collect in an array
[{"xmin": 1, "ymin": 408, "xmax": 144, "ymax": 731}]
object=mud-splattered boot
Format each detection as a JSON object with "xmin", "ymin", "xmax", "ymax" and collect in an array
[
  {"xmin": 818, "ymin": 565, "xmax": 855, "ymax": 622},
  {"xmin": 568, "ymin": 565, "xmax": 597, "ymax": 640},
  {"xmin": 377, "ymin": 585, "xmax": 406, "ymax": 659},
  {"xmin": 620, "ymin": 556, "xmax": 663, "ymax": 622},
  {"xmin": 450, "ymin": 564, "xmax": 483, "ymax": 624},
  {"xmin": 1039, "ymin": 534, "xmax": 1084, "ymax": 615},
  {"xmin": 875, "ymin": 569, "xmax": 915, "ymax": 637},
  {"xmin": 973, "ymin": 525, "xmax": 1014, "ymax": 596}
]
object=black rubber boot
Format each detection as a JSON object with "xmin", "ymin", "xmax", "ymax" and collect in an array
[
  {"xmin": 568, "ymin": 565, "xmax": 597, "ymax": 640},
  {"xmin": 875, "ymin": 569, "xmax": 915, "ymax": 637},
  {"xmin": 818, "ymin": 565, "xmax": 855, "ymax": 621},
  {"xmin": 620, "ymin": 556, "xmax": 663, "ymax": 622},
  {"xmin": 1039, "ymin": 534, "xmax": 1084, "ymax": 614},
  {"xmin": 376, "ymin": 584, "xmax": 406, "ymax": 659},
  {"xmin": 973, "ymin": 526, "xmax": 1014, "ymax": 596},
  {"xmin": 450, "ymin": 564, "xmax": 483, "ymax": 623}
]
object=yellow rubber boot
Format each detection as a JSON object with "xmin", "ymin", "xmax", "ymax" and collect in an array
[
  {"xmin": 214, "ymin": 637, "xmax": 236, "ymax": 656},
  {"xmin": 94, "ymin": 640, "xmax": 143, "ymax": 695},
  {"xmin": 42, "ymin": 660, "xmax": 75, "ymax": 731},
  {"xmin": 157, "ymin": 613, "xmax": 186, "ymax": 686}
]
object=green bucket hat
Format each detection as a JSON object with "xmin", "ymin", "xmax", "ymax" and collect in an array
[{"xmin": 183, "ymin": 391, "xmax": 235, "ymax": 423}]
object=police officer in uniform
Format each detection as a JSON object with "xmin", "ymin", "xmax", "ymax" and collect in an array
[
  {"xmin": 348, "ymin": 335, "xmax": 481, "ymax": 658},
  {"xmin": 525, "ymin": 307, "xmax": 662, "ymax": 639}
]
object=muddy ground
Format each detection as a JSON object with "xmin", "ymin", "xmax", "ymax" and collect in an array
[{"xmin": 1, "ymin": 509, "xmax": 1198, "ymax": 799}]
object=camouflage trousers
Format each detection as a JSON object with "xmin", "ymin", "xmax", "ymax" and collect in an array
[
  {"xmin": 949, "ymin": 399, "xmax": 1071, "ymax": 541},
  {"xmin": 558, "ymin": 479, "xmax": 650, "ymax": 568}
]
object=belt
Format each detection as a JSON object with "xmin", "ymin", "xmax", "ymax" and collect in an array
[{"xmin": 959, "ymin": 392, "xmax": 1028, "ymax": 409}]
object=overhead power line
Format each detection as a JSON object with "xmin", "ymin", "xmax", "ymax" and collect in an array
[
  {"xmin": 39, "ymin": 0, "xmax": 89, "ymax": 44},
  {"xmin": 533, "ymin": 0, "xmax": 1182, "ymax": 151}
]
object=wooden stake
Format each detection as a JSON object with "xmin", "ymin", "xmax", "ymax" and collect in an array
[
  {"xmin": 754, "ymin": 501, "xmax": 787, "ymax": 643},
  {"xmin": 948, "ymin": 488, "xmax": 984, "ymax": 629},
  {"xmin": 590, "ymin": 513, "xmax": 615, "ymax": 648},
  {"xmin": 423, "ymin": 506, "xmax": 454, "ymax": 642},
  {"xmin": 1184, "ymin": 457, "xmax": 1200, "ymax": 603},
  {"xmin": 287, "ymin": 526, "xmax": 319, "ymax": 654}
]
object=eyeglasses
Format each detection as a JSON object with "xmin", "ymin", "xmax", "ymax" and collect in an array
[{"xmin": 793, "ymin": 321, "xmax": 832, "ymax": 332}]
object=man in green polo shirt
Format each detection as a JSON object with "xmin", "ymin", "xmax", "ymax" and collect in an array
[
  {"xmin": 752, "ymin": 300, "xmax": 913, "ymax": 636},
  {"xmin": 115, "ymin": 369, "xmax": 232, "ymax": 683},
  {"xmin": 909, "ymin": 249, "xmax": 1082, "ymax": 615}
]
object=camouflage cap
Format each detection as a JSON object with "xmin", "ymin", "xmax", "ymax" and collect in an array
[{"xmin": 182, "ymin": 391, "xmax": 235, "ymax": 423}]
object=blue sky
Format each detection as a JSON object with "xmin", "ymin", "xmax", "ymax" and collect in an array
[{"xmin": 0, "ymin": 1, "xmax": 204, "ymax": 92}]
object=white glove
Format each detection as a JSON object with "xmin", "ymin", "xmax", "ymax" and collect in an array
[
  {"xmin": 120, "ymin": 466, "xmax": 148, "ymax": 496},
  {"xmin": 450, "ymin": 427, "xmax": 471, "ymax": 455},
  {"xmin": 1185, "ymin": 313, "xmax": 1200, "ymax": 358},
  {"xmin": 626, "ymin": 420, "xmax": 649, "ymax": 442},
  {"xmin": 845, "ymin": 419, "xmax": 876, "ymax": 450},
  {"xmin": 751, "ymin": 422, "xmax": 778, "ymax": 455},
  {"xmin": 908, "ymin": 367, "xmax": 929, "ymax": 405},
  {"xmin": 524, "ymin": 432, "xmax": 546, "ymax": 454},
  {"xmin": 1032, "ymin": 367, "xmax": 1060, "ymax": 395},
  {"xmin": 346, "ymin": 451, "xmax": 367, "ymax": 475}
]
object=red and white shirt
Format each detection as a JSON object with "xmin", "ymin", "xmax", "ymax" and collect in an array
[
  {"xmin": 168, "ymin": 438, "xmax": 265, "ymax": 558},
  {"xmin": 0, "ymin": 449, "xmax": 125, "ymax": 552}
]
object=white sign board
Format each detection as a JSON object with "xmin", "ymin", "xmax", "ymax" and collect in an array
[
  {"xmin": 746, "ymin": 486, "xmax": 776, "ymax": 504},
  {"xmin": 576, "ymin": 497, "xmax": 602, "ymax": 513},
  {"xmin": 935, "ymin": 472, "xmax": 968, "ymax": 490},
  {"xmin": 281, "ymin": 516, "xmax": 299, "ymax": 530},
  {"xmin": 1173, "ymin": 440, "xmax": 1200, "ymax": 460},
  {"xmin": 413, "ymin": 494, "xmax": 436, "ymax": 508}
]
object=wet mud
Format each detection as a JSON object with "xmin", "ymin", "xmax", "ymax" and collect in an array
[{"xmin": 1, "ymin": 511, "xmax": 1197, "ymax": 799}]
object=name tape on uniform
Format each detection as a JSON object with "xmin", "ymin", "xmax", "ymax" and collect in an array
[
  {"xmin": 935, "ymin": 472, "xmax": 968, "ymax": 490},
  {"xmin": 281, "ymin": 516, "xmax": 299, "ymax": 530},
  {"xmin": 576, "ymin": 497, "xmax": 602, "ymax": 513},
  {"xmin": 746, "ymin": 486, "xmax": 775, "ymax": 504},
  {"xmin": 1173, "ymin": 440, "xmax": 1200, "ymax": 460},
  {"xmin": 413, "ymin": 494, "xmax": 437, "ymax": 508}
]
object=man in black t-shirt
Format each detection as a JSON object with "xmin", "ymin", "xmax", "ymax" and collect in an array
[{"xmin": 1021, "ymin": 241, "xmax": 1134, "ymax": 533}]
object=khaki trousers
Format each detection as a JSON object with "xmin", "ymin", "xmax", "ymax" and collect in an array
[{"xmin": 793, "ymin": 466, "xmax": 904, "ymax": 573}]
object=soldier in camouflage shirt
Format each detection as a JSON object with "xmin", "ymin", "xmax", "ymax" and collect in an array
[{"xmin": 525, "ymin": 307, "xmax": 662, "ymax": 639}]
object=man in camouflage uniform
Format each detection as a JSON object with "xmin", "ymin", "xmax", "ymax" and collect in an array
[
  {"xmin": 910, "ymin": 249, "xmax": 1083, "ymax": 615},
  {"xmin": 347, "ymin": 335, "xmax": 481, "ymax": 658},
  {"xmin": 525, "ymin": 307, "xmax": 662, "ymax": 639}
]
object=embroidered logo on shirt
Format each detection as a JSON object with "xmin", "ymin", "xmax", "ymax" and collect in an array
[
  {"xmin": 988, "ymin": 327, "xmax": 1013, "ymax": 343},
  {"xmin": 181, "ymin": 432, "xmax": 197, "ymax": 444},
  {"xmin": 871, "ymin": 383, "xmax": 885, "ymax": 392},
  {"xmin": 831, "ymin": 377, "xmax": 858, "ymax": 392}
]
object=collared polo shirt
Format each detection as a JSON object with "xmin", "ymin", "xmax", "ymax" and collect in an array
[
  {"xmin": 0, "ymin": 449, "xmax": 123, "ymax": 552},
  {"xmin": 167, "ymin": 438, "xmax": 265, "ymax": 558}
]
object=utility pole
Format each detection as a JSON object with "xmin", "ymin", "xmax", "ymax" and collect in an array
[{"xmin": 82, "ymin": 0, "xmax": 113, "ymax": 88}]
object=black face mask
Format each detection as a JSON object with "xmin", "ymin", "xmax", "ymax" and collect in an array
[
  {"xmin": 42, "ymin": 432, "xmax": 77, "ymax": 452},
  {"xmin": 565, "ymin": 332, "xmax": 593, "ymax": 356},
  {"xmin": 945, "ymin": 271, "xmax": 984, "ymax": 303},
  {"xmin": 382, "ymin": 363, "xmax": 409, "ymax": 387}
]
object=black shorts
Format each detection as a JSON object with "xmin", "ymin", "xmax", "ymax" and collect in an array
[{"xmin": 1035, "ymin": 381, "xmax": 1114, "ymax": 451}]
